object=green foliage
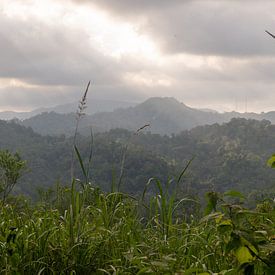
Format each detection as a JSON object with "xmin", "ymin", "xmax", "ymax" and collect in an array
[
  {"xmin": 0, "ymin": 145, "xmax": 273, "ymax": 273},
  {"xmin": 203, "ymin": 190, "xmax": 275, "ymax": 274},
  {"xmin": 0, "ymin": 179, "xmax": 273, "ymax": 274},
  {"xmin": 142, "ymin": 176, "xmax": 196, "ymax": 240},
  {"xmin": 0, "ymin": 150, "xmax": 26, "ymax": 202},
  {"xmin": 1, "ymin": 117, "xmax": 275, "ymax": 200},
  {"xmin": 267, "ymin": 154, "xmax": 275, "ymax": 168}
]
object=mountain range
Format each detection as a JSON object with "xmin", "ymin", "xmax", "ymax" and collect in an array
[
  {"xmin": 0, "ymin": 98, "xmax": 136, "ymax": 120},
  {"xmin": 14, "ymin": 97, "xmax": 275, "ymax": 136}
]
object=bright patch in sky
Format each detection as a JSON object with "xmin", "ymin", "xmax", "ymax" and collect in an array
[
  {"xmin": 124, "ymin": 72, "xmax": 172, "ymax": 88},
  {"xmin": 1, "ymin": 0, "xmax": 160, "ymax": 60},
  {"xmin": 0, "ymin": 78, "xmax": 38, "ymax": 89}
]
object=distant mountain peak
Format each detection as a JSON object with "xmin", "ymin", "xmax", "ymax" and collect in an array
[
  {"xmin": 142, "ymin": 96, "xmax": 184, "ymax": 104},
  {"xmin": 11, "ymin": 96, "xmax": 275, "ymax": 137},
  {"xmin": 139, "ymin": 97, "xmax": 190, "ymax": 110}
]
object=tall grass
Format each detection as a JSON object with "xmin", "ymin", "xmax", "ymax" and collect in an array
[{"xmin": 0, "ymin": 178, "xmax": 274, "ymax": 274}]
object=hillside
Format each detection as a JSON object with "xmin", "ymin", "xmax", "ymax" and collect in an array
[
  {"xmin": 1, "ymin": 118, "xmax": 275, "ymax": 199},
  {"xmin": 0, "ymin": 120, "xmax": 172, "ymax": 198},
  {"xmin": 19, "ymin": 97, "xmax": 225, "ymax": 136},
  {"xmin": 19, "ymin": 97, "xmax": 275, "ymax": 137},
  {"xmin": 89, "ymin": 97, "xmax": 222, "ymax": 135},
  {"xmin": 0, "ymin": 98, "xmax": 136, "ymax": 120}
]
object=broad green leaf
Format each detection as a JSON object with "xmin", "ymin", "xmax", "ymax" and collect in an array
[
  {"xmin": 217, "ymin": 219, "xmax": 233, "ymax": 234},
  {"xmin": 241, "ymin": 237, "xmax": 258, "ymax": 256},
  {"xmin": 267, "ymin": 154, "xmax": 275, "ymax": 168},
  {"xmin": 235, "ymin": 246, "xmax": 254, "ymax": 264},
  {"xmin": 215, "ymin": 213, "xmax": 224, "ymax": 223}
]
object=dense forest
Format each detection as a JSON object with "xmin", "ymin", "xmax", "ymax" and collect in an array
[
  {"xmin": 1, "ymin": 117, "xmax": 275, "ymax": 201},
  {"xmin": 0, "ymin": 119, "xmax": 275, "ymax": 273}
]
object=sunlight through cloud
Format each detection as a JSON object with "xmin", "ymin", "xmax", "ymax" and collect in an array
[{"xmin": 1, "ymin": 0, "xmax": 160, "ymax": 61}]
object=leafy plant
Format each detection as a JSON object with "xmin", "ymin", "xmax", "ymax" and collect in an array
[
  {"xmin": 0, "ymin": 150, "xmax": 26, "ymax": 203},
  {"xmin": 203, "ymin": 190, "xmax": 275, "ymax": 274}
]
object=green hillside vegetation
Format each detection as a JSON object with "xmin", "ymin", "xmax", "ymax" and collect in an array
[
  {"xmin": 1, "ymin": 118, "xmax": 275, "ymax": 201},
  {"xmin": 0, "ymin": 150, "xmax": 274, "ymax": 273},
  {"xmin": 0, "ymin": 120, "xmax": 172, "ymax": 198}
]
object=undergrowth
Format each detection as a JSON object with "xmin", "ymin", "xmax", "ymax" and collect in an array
[{"xmin": 0, "ymin": 182, "xmax": 274, "ymax": 274}]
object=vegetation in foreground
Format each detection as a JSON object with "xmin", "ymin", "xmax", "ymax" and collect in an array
[{"xmin": 0, "ymin": 151, "xmax": 274, "ymax": 274}]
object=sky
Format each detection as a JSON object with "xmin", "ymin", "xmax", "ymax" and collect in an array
[{"xmin": 0, "ymin": 0, "xmax": 275, "ymax": 113}]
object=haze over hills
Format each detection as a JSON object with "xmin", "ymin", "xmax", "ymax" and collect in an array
[
  {"xmin": 17, "ymin": 97, "xmax": 275, "ymax": 136},
  {"xmin": 0, "ymin": 98, "xmax": 136, "ymax": 120}
]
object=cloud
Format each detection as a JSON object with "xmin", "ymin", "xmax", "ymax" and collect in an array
[
  {"xmin": 88, "ymin": 0, "xmax": 275, "ymax": 57},
  {"xmin": 0, "ymin": 13, "xmax": 122, "ymax": 86},
  {"xmin": 74, "ymin": 0, "xmax": 185, "ymax": 15},
  {"xmin": 0, "ymin": 0, "xmax": 152, "ymax": 108},
  {"xmin": 0, "ymin": 82, "xmax": 145, "ymax": 111},
  {"xmin": 1, "ymin": 0, "xmax": 275, "ymax": 112}
]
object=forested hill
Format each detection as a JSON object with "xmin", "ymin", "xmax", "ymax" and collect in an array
[
  {"xmin": 1, "ymin": 118, "xmax": 275, "ymax": 199},
  {"xmin": 132, "ymin": 118, "xmax": 275, "ymax": 195},
  {"xmin": 19, "ymin": 97, "xmax": 275, "ymax": 136},
  {"xmin": 0, "ymin": 120, "xmax": 172, "ymax": 198}
]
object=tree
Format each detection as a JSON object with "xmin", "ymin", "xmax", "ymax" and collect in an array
[{"xmin": 0, "ymin": 150, "xmax": 26, "ymax": 203}]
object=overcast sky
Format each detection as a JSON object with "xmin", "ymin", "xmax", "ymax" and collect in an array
[{"xmin": 0, "ymin": 0, "xmax": 275, "ymax": 112}]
